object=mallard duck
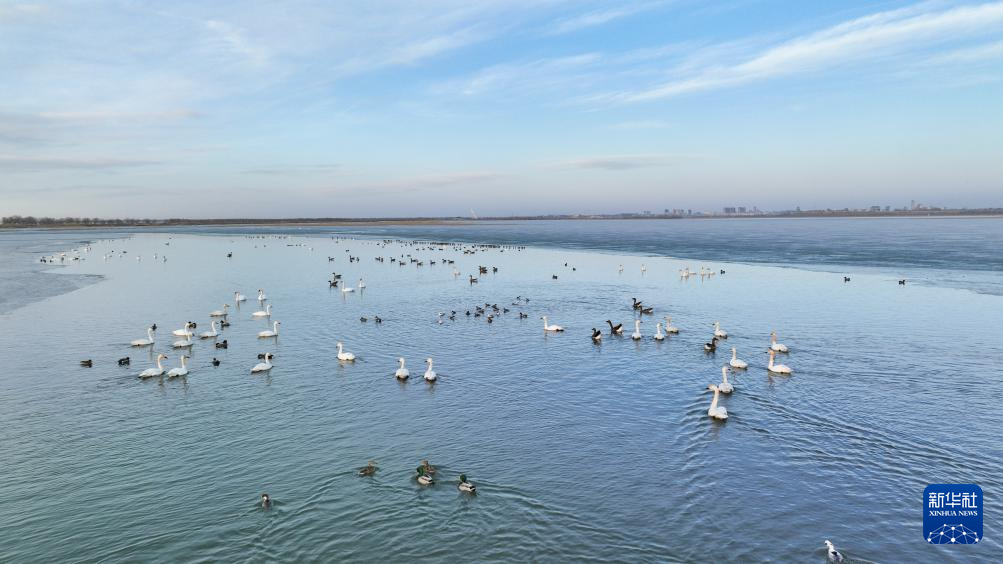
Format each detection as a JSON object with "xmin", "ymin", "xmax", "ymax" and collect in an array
[
  {"xmin": 420, "ymin": 459, "xmax": 436, "ymax": 475},
  {"xmin": 457, "ymin": 474, "xmax": 476, "ymax": 494},
  {"xmin": 358, "ymin": 461, "xmax": 377, "ymax": 476},
  {"xmin": 416, "ymin": 467, "xmax": 434, "ymax": 486}
]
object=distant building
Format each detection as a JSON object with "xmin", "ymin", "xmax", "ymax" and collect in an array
[
  {"xmin": 870, "ymin": 205, "xmax": 881, "ymax": 212},
  {"xmin": 737, "ymin": 206, "xmax": 746, "ymax": 213},
  {"xmin": 723, "ymin": 207, "xmax": 737, "ymax": 214}
]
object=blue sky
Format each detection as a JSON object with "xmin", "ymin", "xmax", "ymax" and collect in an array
[{"xmin": 2, "ymin": 0, "xmax": 1002, "ymax": 218}]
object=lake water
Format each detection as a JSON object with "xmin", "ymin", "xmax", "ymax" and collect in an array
[{"xmin": 1, "ymin": 218, "xmax": 1001, "ymax": 562}]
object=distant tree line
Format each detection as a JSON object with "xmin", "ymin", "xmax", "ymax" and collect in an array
[{"xmin": 1, "ymin": 215, "xmax": 166, "ymax": 227}]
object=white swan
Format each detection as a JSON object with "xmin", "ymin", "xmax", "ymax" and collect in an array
[
  {"xmin": 707, "ymin": 384, "xmax": 728, "ymax": 420},
  {"xmin": 663, "ymin": 316, "xmax": 679, "ymax": 334},
  {"xmin": 257, "ymin": 289, "xmax": 268, "ymax": 302},
  {"xmin": 251, "ymin": 353, "xmax": 273, "ymax": 373},
  {"xmin": 541, "ymin": 316, "xmax": 564, "ymax": 332},
  {"xmin": 172, "ymin": 335, "xmax": 194, "ymax": 348},
  {"xmin": 770, "ymin": 331, "xmax": 789, "ymax": 352},
  {"xmin": 199, "ymin": 320, "xmax": 219, "ymax": 339},
  {"xmin": 716, "ymin": 366, "xmax": 734, "ymax": 393},
  {"xmin": 167, "ymin": 355, "xmax": 189, "ymax": 378},
  {"xmin": 768, "ymin": 350, "xmax": 792, "ymax": 374},
  {"xmin": 172, "ymin": 322, "xmax": 193, "ymax": 337},
  {"xmin": 139, "ymin": 354, "xmax": 168, "ymax": 378},
  {"xmin": 395, "ymin": 357, "xmax": 409, "ymax": 379},
  {"xmin": 729, "ymin": 347, "xmax": 748, "ymax": 369},
  {"xmin": 209, "ymin": 304, "xmax": 230, "ymax": 317},
  {"xmin": 336, "ymin": 341, "xmax": 355, "ymax": 361},
  {"xmin": 824, "ymin": 540, "xmax": 844, "ymax": 562},
  {"xmin": 358, "ymin": 278, "xmax": 366, "ymax": 289},
  {"xmin": 252, "ymin": 304, "xmax": 272, "ymax": 318},
  {"xmin": 341, "ymin": 285, "xmax": 355, "ymax": 293},
  {"xmin": 631, "ymin": 319, "xmax": 642, "ymax": 340},
  {"xmin": 654, "ymin": 322, "xmax": 665, "ymax": 341},
  {"xmin": 257, "ymin": 321, "xmax": 280, "ymax": 338},
  {"xmin": 713, "ymin": 321, "xmax": 728, "ymax": 339},
  {"xmin": 234, "ymin": 291, "xmax": 247, "ymax": 302},
  {"xmin": 130, "ymin": 327, "xmax": 155, "ymax": 347},
  {"xmin": 423, "ymin": 357, "xmax": 437, "ymax": 381}
]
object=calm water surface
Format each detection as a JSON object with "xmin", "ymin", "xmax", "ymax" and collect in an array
[{"xmin": 1, "ymin": 219, "xmax": 1001, "ymax": 563}]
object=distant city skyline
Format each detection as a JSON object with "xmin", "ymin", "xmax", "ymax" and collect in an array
[{"xmin": 2, "ymin": 1, "xmax": 1002, "ymax": 218}]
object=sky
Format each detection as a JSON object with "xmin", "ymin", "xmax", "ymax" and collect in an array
[{"xmin": 1, "ymin": 0, "xmax": 1002, "ymax": 218}]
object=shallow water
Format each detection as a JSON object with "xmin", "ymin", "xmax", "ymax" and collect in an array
[{"xmin": 1, "ymin": 223, "xmax": 1001, "ymax": 562}]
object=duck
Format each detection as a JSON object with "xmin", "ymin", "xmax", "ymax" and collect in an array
[
  {"xmin": 167, "ymin": 355, "xmax": 189, "ymax": 378},
  {"xmin": 541, "ymin": 316, "xmax": 564, "ymax": 332},
  {"xmin": 139, "ymin": 354, "xmax": 168, "ymax": 379},
  {"xmin": 130, "ymin": 327, "xmax": 155, "ymax": 347},
  {"xmin": 416, "ymin": 467, "xmax": 434, "ymax": 486},
  {"xmin": 358, "ymin": 461, "xmax": 378, "ymax": 476},
  {"xmin": 256, "ymin": 321, "xmax": 280, "ymax": 338},
  {"xmin": 336, "ymin": 341, "xmax": 355, "ymax": 361},
  {"xmin": 199, "ymin": 320, "xmax": 219, "ymax": 339},
  {"xmin": 215, "ymin": 339, "xmax": 229, "ymax": 349},
  {"xmin": 457, "ymin": 474, "xmax": 477, "ymax": 494},
  {"xmin": 716, "ymin": 366, "xmax": 734, "ymax": 393},
  {"xmin": 768, "ymin": 350, "xmax": 792, "ymax": 374},
  {"xmin": 172, "ymin": 336, "xmax": 194, "ymax": 348},
  {"xmin": 80, "ymin": 359, "xmax": 93, "ymax": 367},
  {"xmin": 171, "ymin": 322, "xmax": 194, "ymax": 338},
  {"xmin": 591, "ymin": 328, "xmax": 602, "ymax": 343},
  {"xmin": 824, "ymin": 540, "xmax": 843, "ymax": 562},
  {"xmin": 420, "ymin": 459, "xmax": 437, "ymax": 475},
  {"xmin": 770, "ymin": 331, "xmax": 788, "ymax": 352},
  {"xmin": 729, "ymin": 347, "xmax": 748, "ymax": 369},
  {"xmin": 631, "ymin": 319, "xmax": 642, "ymax": 340},
  {"xmin": 260, "ymin": 493, "xmax": 271, "ymax": 508},
  {"xmin": 251, "ymin": 353, "xmax": 273, "ymax": 373},
  {"xmin": 234, "ymin": 291, "xmax": 247, "ymax": 302},
  {"xmin": 208, "ymin": 304, "xmax": 230, "ymax": 317},
  {"xmin": 704, "ymin": 337, "xmax": 719, "ymax": 352},
  {"xmin": 252, "ymin": 304, "xmax": 272, "ymax": 318},
  {"xmin": 663, "ymin": 316, "xmax": 679, "ymax": 334},
  {"xmin": 713, "ymin": 321, "xmax": 728, "ymax": 339},
  {"xmin": 423, "ymin": 358, "xmax": 437, "ymax": 381},
  {"xmin": 257, "ymin": 289, "xmax": 268, "ymax": 302},
  {"xmin": 211, "ymin": 358, "xmax": 221, "ymax": 367},
  {"xmin": 395, "ymin": 357, "xmax": 410, "ymax": 379},
  {"xmin": 118, "ymin": 357, "xmax": 130, "ymax": 366},
  {"xmin": 653, "ymin": 322, "xmax": 665, "ymax": 341},
  {"xmin": 606, "ymin": 320, "xmax": 623, "ymax": 335},
  {"xmin": 707, "ymin": 384, "xmax": 728, "ymax": 420}
]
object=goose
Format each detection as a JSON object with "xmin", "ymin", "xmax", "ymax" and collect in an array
[
  {"xmin": 358, "ymin": 278, "xmax": 366, "ymax": 289},
  {"xmin": 770, "ymin": 331, "xmax": 788, "ymax": 352},
  {"xmin": 234, "ymin": 291, "xmax": 247, "ymax": 302},
  {"xmin": 251, "ymin": 304, "xmax": 272, "ymax": 318},
  {"xmin": 713, "ymin": 321, "xmax": 728, "ymax": 339},
  {"xmin": 704, "ymin": 337, "xmax": 718, "ymax": 352},
  {"xmin": 199, "ymin": 320, "xmax": 219, "ymax": 339},
  {"xmin": 654, "ymin": 323, "xmax": 665, "ymax": 341},
  {"xmin": 416, "ymin": 467, "xmax": 434, "ymax": 486},
  {"xmin": 172, "ymin": 336, "xmax": 194, "ymax": 348},
  {"xmin": 167, "ymin": 355, "xmax": 189, "ymax": 378},
  {"xmin": 606, "ymin": 320, "xmax": 623, "ymax": 335},
  {"xmin": 172, "ymin": 322, "xmax": 194, "ymax": 337},
  {"xmin": 631, "ymin": 320, "xmax": 642, "ymax": 340},
  {"xmin": 824, "ymin": 540, "xmax": 843, "ymax": 562},
  {"xmin": 209, "ymin": 304, "xmax": 230, "ymax": 317},
  {"xmin": 729, "ymin": 347, "xmax": 748, "ymax": 369},
  {"xmin": 663, "ymin": 316, "xmax": 679, "ymax": 334},
  {"xmin": 541, "ymin": 316, "xmax": 564, "ymax": 332},
  {"xmin": 707, "ymin": 384, "xmax": 728, "ymax": 420},
  {"xmin": 336, "ymin": 341, "xmax": 355, "ymax": 361},
  {"xmin": 395, "ymin": 357, "xmax": 409, "ymax": 379},
  {"xmin": 591, "ymin": 328, "xmax": 602, "ymax": 343},
  {"xmin": 768, "ymin": 350, "xmax": 792, "ymax": 374},
  {"xmin": 423, "ymin": 358, "xmax": 437, "ymax": 381},
  {"xmin": 716, "ymin": 366, "xmax": 734, "ymax": 393},
  {"xmin": 640, "ymin": 306, "xmax": 653, "ymax": 314},
  {"xmin": 257, "ymin": 289, "xmax": 267, "ymax": 302},
  {"xmin": 251, "ymin": 353, "xmax": 273, "ymax": 373},
  {"xmin": 139, "ymin": 354, "xmax": 168, "ymax": 378},
  {"xmin": 80, "ymin": 359, "xmax": 92, "ymax": 367},
  {"xmin": 631, "ymin": 297, "xmax": 643, "ymax": 310},
  {"xmin": 257, "ymin": 321, "xmax": 280, "ymax": 338},
  {"xmin": 457, "ymin": 474, "xmax": 477, "ymax": 494},
  {"xmin": 130, "ymin": 327, "xmax": 155, "ymax": 347},
  {"xmin": 358, "ymin": 461, "xmax": 378, "ymax": 477}
]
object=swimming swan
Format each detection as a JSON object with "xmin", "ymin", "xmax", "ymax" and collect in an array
[
  {"xmin": 172, "ymin": 322, "xmax": 194, "ymax": 337},
  {"xmin": 395, "ymin": 357, "xmax": 409, "ymax": 379},
  {"xmin": 541, "ymin": 316, "xmax": 564, "ymax": 332},
  {"xmin": 423, "ymin": 358, "xmax": 437, "ymax": 381},
  {"xmin": 209, "ymin": 304, "xmax": 230, "ymax": 317},
  {"xmin": 139, "ymin": 354, "xmax": 168, "ymax": 378},
  {"xmin": 234, "ymin": 291, "xmax": 247, "ymax": 302},
  {"xmin": 654, "ymin": 323, "xmax": 665, "ymax": 341},
  {"xmin": 200, "ymin": 320, "xmax": 219, "ymax": 339},
  {"xmin": 167, "ymin": 355, "xmax": 189, "ymax": 378},
  {"xmin": 716, "ymin": 366, "xmax": 734, "ymax": 393},
  {"xmin": 768, "ymin": 350, "xmax": 792, "ymax": 374},
  {"xmin": 824, "ymin": 540, "xmax": 844, "ymax": 562},
  {"xmin": 336, "ymin": 341, "xmax": 355, "ymax": 361},
  {"xmin": 770, "ymin": 331, "xmax": 789, "ymax": 353},
  {"xmin": 729, "ymin": 347, "xmax": 748, "ymax": 369},
  {"xmin": 130, "ymin": 327, "xmax": 155, "ymax": 347},
  {"xmin": 257, "ymin": 289, "xmax": 267, "ymax": 302},
  {"xmin": 707, "ymin": 384, "xmax": 728, "ymax": 420},
  {"xmin": 252, "ymin": 304, "xmax": 272, "ymax": 318},
  {"xmin": 251, "ymin": 353, "xmax": 273, "ymax": 373},
  {"xmin": 257, "ymin": 321, "xmax": 280, "ymax": 338},
  {"xmin": 713, "ymin": 321, "xmax": 728, "ymax": 339},
  {"xmin": 663, "ymin": 316, "xmax": 679, "ymax": 334},
  {"xmin": 631, "ymin": 319, "xmax": 642, "ymax": 340}
]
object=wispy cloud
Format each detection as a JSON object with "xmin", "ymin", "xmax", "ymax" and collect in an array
[
  {"xmin": 0, "ymin": 155, "xmax": 162, "ymax": 172},
  {"xmin": 602, "ymin": 1, "xmax": 1003, "ymax": 102},
  {"xmin": 554, "ymin": 153, "xmax": 697, "ymax": 170},
  {"xmin": 547, "ymin": 1, "xmax": 667, "ymax": 35},
  {"xmin": 204, "ymin": 19, "xmax": 270, "ymax": 67}
]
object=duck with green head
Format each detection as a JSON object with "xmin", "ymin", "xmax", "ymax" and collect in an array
[
  {"xmin": 416, "ymin": 466, "xmax": 434, "ymax": 486},
  {"xmin": 458, "ymin": 474, "xmax": 476, "ymax": 494}
]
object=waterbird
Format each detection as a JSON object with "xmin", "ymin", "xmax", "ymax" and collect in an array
[
  {"xmin": 209, "ymin": 304, "xmax": 230, "ymax": 317},
  {"xmin": 707, "ymin": 384, "xmax": 728, "ymax": 420},
  {"xmin": 843, "ymin": 276, "xmax": 851, "ymax": 283},
  {"xmin": 824, "ymin": 540, "xmax": 843, "ymax": 562},
  {"xmin": 139, "ymin": 354, "xmax": 168, "ymax": 378},
  {"xmin": 358, "ymin": 461, "xmax": 378, "ymax": 476},
  {"xmin": 591, "ymin": 328, "xmax": 602, "ymax": 342},
  {"xmin": 663, "ymin": 316, "xmax": 679, "ymax": 334},
  {"xmin": 261, "ymin": 493, "xmax": 270, "ymax": 508},
  {"xmin": 730, "ymin": 347, "xmax": 748, "ymax": 369},
  {"xmin": 770, "ymin": 331, "xmax": 788, "ymax": 353},
  {"xmin": 631, "ymin": 320, "xmax": 642, "ymax": 340},
  {"xmin": 395, "ymin": 357, "xmax": 409, "ymax": 379},
  {"xmin": 252, "ymin": 304, "xmax": 272, "ymax": 318},
  {"xmin": 768, "ymin": 350, "xmax": 792, "ymax": 374},
  {"xmin": 118, "ymin": 357, "xmax": 130, "ymax": 366},
  {"xmin": 541, "ymin": 316, "xmax": 564, "ymax": 332},
  {"xmin": 130, "ymin": 327, "xmax": 155, "ymax": 347},
  {"xmin": 424, "ymin": 358, "xmax": 437, "ymax": 381},
  {"xmin": 704, "ymin": 337, "xmax": 719, "ymax": 352},
  {"xmin": 358, "ymin": 278, "xmax": 366, "ymax": 289},
  {"xmin": 336, "ymin": 341, "xmax": 356, "ymax": 361},
  {"xmin": 899, "ymin": 279, "xmax": 906, "ymax": 285},
  {"xmin": 172, "ymin": 336, "xmax": 194, "ymax": 348},
  {"xmin": 167, "ymin": 355, "xmax": 189, "ymax": 378},
  {"xmin": 257, "ymin": 289, "xmax": 268, "ymax": 301},
  {"xmin": 211, "ymin": 358, "xmax": 221, "ymax": 367},
  {"xmin": 80, "ymin": 359, "xmax": 92, "ymax": 367},
  {"xmin": 606, "ymin": 320, "xmax": 623, "ymax": 335},
  {"xmin": 713, "ymin": 321, "xmax": 728, "ymax": 339},
  {"xmin": 654, "ymin": 323, "xmax": 665, "ymax": 341},
  {"xmin": 251, "ymin": 353, "xmax": 273, "ymax": 373},
  {"xmin": 416, "ymin": 467, "xmax": 434, "ymax": 486},
  {"xmin": 199, "ymin": 320, "xmax": 219, "ymax": 339},
  {"xmin": 257, "ymin": 321, "xmax": 280, "ymax": 338},
  {"xmin": 716, "ymin": 366, "xmax": 734, "ymax": 393},
  {"xmin": 458, "ymin": 474, "xmax": 477, "ymax": 494},
  {"xmin": 234, "ymin": 291, "xmax": 246, "ymax": 302},
  {"xmin": 215, "ymin": 340, "xmax": 228, "ymax": 349},
  {"xmin": 172, "ymin": 322, "xmax": 194, "ymax": 338}
]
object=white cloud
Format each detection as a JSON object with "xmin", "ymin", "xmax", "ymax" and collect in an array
[
  {"xmin": 553, "ymin": 153, "xmax": 697, "ymax": 170},
  {"xmin": 547, "ymin": 1, "xmax": 667, "ymax": 35}
]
